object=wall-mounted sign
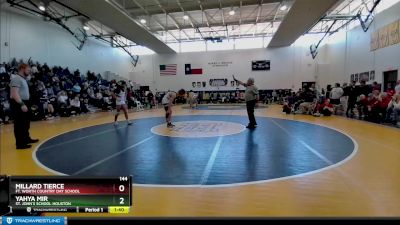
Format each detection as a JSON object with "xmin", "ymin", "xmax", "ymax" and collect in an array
[
  {"xmin": 210, "ymin": 79, "xmax": 228, "ymax": 87},
  {"xmin": 208, "ymin": 61, "xmax": 233, "ymax": 67},
  {"xmin": 252, "ymin": 60, "xmax": 270, "ymax": 71},
  {"xmin": 371, "ymin": 19, "xmax": 400, "ymax": 51}
]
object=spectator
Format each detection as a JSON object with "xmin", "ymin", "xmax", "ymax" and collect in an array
[
  {"xmin": 386, "ymin": 83, "xmax": 395, "ymax": 96},
  {"xmin": 377, "ymin": 92, "xmax": 391, "ymax": 123},
  {"xmin": 0, "ymin": 99, "xmax": 11, "ymax": 124},
  {"xmin": 330, "ymin": 83, "xmax": 343, "ymax": 105},
  {"xmin": 72, "ymin": 83, "xmax": 81, "ymax": 93},
  {"xmin": 70, "ymin": 95, "xmax": 81, "ymax": 115},
  {"xmin": 357, "ymin": 94, "xmax": 369, "ymax": 119},
  {"xmin": 372, "ymin": 81, "xmax": 381, "ymax": 92},
  {"xmin": 395, "ymin": 80, "xmax": 400, "ymax": 94},
  {"xmin": 57, "ymin": 91, "xmax": 69, "ymax": 107},
  {"xmin": 314, "ymin": 99, "xmax": 334, "ymax": 117},
  {"xmin": 386, "ymin": 94, "xmax": 400, "ymax": 126},
  {"xmin": 147, "ymin": 91, "xmax": 154, "ymax": 109},
  {"xmin": 0, "ymin": 63, "xmax": 6, "ymax": 74},
  {"xmin": 358, "ymin": 80, "xmax": 371, "ymax": 97},
  {"xmin": 367, "ymin": 93, "xmax": 380, "ymax": 122},
  {"xmin": 345, "ymin": 81, "xmax": 357, "ymax": 117},
  {"xmin": 272, "ymin": 90, "xmax": 278, "ymax": 102},
  {"xmin": 325, "ymin": 85, "xmax": 332, "ymax": 100},
  {"xmin": 341, "ymin": 83, "xmax": 349, "ymax": 113}
]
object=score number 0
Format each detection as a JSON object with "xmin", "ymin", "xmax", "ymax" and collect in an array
[{"xmin": 119, "ymin": 177, "xmax": 128, "ymax": 205}]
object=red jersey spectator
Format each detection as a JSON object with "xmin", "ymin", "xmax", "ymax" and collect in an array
[
  {"xmin": 372, "ymin": 82, "xmax": 381, "ymax": 92},
  {"xmin": 313, "ymin": 99, "xmax": 334, "ymax": 116}
]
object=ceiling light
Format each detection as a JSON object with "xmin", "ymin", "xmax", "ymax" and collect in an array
[
  {"xmin": 83, "ymin": 26, "xmax": 90, "ymax": 31},
  {"xmin": 280, "ymin": 5, "xmax": 287, "ymax": 11},
  {"xmin": 229, "ymin": 10, "xmax": 235, "ymax": 16},
  {"xmin": 38, "ymin": 5, "xmax": 46, "ymax": 11},
  {"xmin": 183, "ymin": 15, "xmax": 189, "ymax": 20},
  {"xmin": 140, "ymin": 19, "xmax": 146, "ymax": 24}
]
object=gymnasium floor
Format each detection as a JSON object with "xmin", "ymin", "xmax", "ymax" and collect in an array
[{"xmin": 1, "ymin": 104, "xmax": 400, "ymax": 216}]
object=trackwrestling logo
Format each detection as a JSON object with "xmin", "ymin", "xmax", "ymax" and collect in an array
[{"xmin": 1, "ymin": 217, "xmax": 65, "ymax": 225}]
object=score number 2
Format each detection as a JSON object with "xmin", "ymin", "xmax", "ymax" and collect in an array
[
  {"xmin": 118, "ymin": 185, "xmax": 126, "ymax": 205},
  {"xmin": 118, "ymin": 177, "xmax": 128, "ymax": 205}
]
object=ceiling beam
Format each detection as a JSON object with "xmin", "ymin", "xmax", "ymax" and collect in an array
[
  {"xmin": 176, "ymin": 0, "xmax": 195, "ymax": 28},
  {"xmin": 152, "ymin": 16, "xmax": 179, "ymax": 42},
  {"xmin": 125, "ymin": 0, "xmax": 281, "ymax": 16},
  {"xmin": 255, "ymin": 0, "xmax": 263, "ymax": 23},
  {"xmin": 167, "ymin": 13, "xmax": 191, "ymax": 40},
  {"xmin": 130, "ymin": 0, "xmax": 149, "ymax": 15},
  {"xmin": 199, "ymin": 1, "xmax": 210, "ymax": 28},
  {"xmin": 149, "ymin": 16, "xmax": 277, "ymax": 32},
  {"xmin": 58, "ymin": 0, "xmax": 175, "ymax": 53},
  {"xmin": 219, "ymin": 0, "xmax": 225, "ymax": 26},
  {"xmin": 268, "ymin": 0, "xmax": 341, "ymax": 47},
  {"xmin": 239, "ymin": 1, "xmax": 243, "ymax": 25}
]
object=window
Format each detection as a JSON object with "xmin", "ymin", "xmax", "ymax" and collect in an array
[
  {"xmin": 206, "ymin": 40, "xmax": 234, "ymax": 51},
  {"xmin": 180, "ymin": 41, "xmax": 206, "ymax": 52},
  {"xmin": 234, "ymin": 37, "xmax": 263, "ymax": 49},
  {"xmin": 131, "ymin": 46, "xmax": 155, "ymax": 55},
  {"xmin": 167, "ymin": 43, "xmax": 180, "ymax": 53}
]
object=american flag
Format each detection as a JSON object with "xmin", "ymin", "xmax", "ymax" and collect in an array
[{"xmin": 160, "ymin": 64, "xmax": 177, "ymax": 76}]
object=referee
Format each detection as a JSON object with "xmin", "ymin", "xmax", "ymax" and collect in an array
[
  {"xmin": 10, "ymin": 63, "xmax": 38, "ymax": 149},
  {"xmin": 233, "ymin": 75, "xmax": 259, "ymax": 129}
]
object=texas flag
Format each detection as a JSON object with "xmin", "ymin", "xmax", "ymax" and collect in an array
[{"xmin": 185, "ymin": 64, "xmax": 203, "ymax": 75}]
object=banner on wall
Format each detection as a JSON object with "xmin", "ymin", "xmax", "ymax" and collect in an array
[
  {"xmin": 208, "ymin": 61, "xmax": 233, "ymax": 67},
  {"xmin": 370, "ymin": 32, "xmax": 379, "ymax": 51},
  {"xmin": 209, "ymin": 79, "xmax": 228, "ymax": 87},
  {"xmin": 379, "ymin": 25, "xmax": 390, "ymax": 49},
  {"xmin": 252, "ymin": 60, "xmax": 270, "ymax": 71},
  {"xmin": 388, "ymin": 20, "xmax": 399, "ymax": 45},
  {"xmin": 371, "ymin": 19, "xmax": 400, "ymax": 51},
  {"xmin": 159, "ymin": 64, "xmax": 177, "ymax": 76},
  {"xmin": 185, "ymin": 64, "xmax": 203, "ymax": 75}
]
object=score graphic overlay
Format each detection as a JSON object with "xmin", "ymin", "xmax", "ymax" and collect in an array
[{"xmin": 4, "ymin": 176, "xmax": 132, "ymax": 214}]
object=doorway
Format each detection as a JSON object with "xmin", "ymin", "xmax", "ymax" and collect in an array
[{"xmin": 383, "ymin": 70, "xmax": 398, "ymax": 91}]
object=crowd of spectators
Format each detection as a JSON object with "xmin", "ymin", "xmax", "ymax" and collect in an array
[
  {"xmin": 0, "ymin": 58, "xmax": 152, "ymax": 124},
  {"xmin": 282, "ymin": 80, "xmax": 400, "ymax": 127},
  {"xmin": 1, "ymin": 59, "xmax": 399, "ymax": 128}
]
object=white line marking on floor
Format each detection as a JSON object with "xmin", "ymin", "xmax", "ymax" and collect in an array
[
  {"xmin": 72, "ymin": 135, "xmax": 155, "ymax": 175},
  {"xmin": 39, "ymin": 125, "xmax": 128, "ymax": 151},
  {"xmin": 269, "ymin": 118, "xmax": 387, "ymax": 214},
  {"xmin": 32, "ymin": 115, "xmax": 359, "ymax": 188},
  {"xmin": 199, "ymin": 136, "xmax": 223, "ymax": 185}
]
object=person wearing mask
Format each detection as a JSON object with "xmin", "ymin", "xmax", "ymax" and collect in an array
[
  {"xmin": 10, "ymin": 64, "xmax": 39, "ymax": 149},
  {"xmin": 233, "ymin": 75, "xmax": 259, "ymax": 129}
]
